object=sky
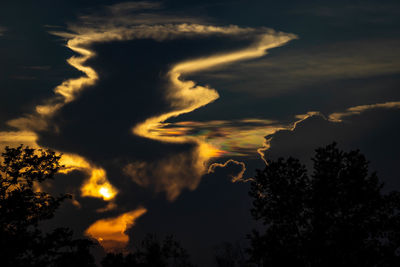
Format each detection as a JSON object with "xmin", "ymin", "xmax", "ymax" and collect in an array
[{"xmin": 1, "ymin": 0, "xmax": 400, "ymax": 265}]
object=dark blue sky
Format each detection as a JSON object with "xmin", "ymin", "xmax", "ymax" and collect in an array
[{"xmin": 1, "ymin": 0, "xmax": 399, "ymax": 265}]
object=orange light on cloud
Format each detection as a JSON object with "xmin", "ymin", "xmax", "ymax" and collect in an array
[
  {"xmin": 81, "ymin": 168, "xmax": 118, "ymax": 201},
  {"xmin": 85, "ymin": 207, "xmax": 147, "ymax": 251},
  {"xmin": 59, "ymin": 154, "xmax": 118, "ymax": 201},
  {"xmin": 198, "ymin": 142, "xmax": 226, "ymax": 159},
  {"xmin": 129, "ymin": 28, "xmax": 297, "ymax": 199}
]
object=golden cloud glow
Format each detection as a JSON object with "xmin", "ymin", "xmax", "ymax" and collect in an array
[
  {"xmin": 85, "ymin": 207, "xmax": 147, "ymax": 251},
  {"xmin": 133, "ymin": 30, "xmax": 295, "ymax": 143},
  {"xmin": 1, "ymin": 13, "xmax": 295, "ymax": 205},
  {"xmin": 0, "ymin": 131, "xmax": 118, "ymax": 202},
  {"xmin": 81, "ymin": 169, "xmax": 118, "ymax": 201},
  {"xmin": 59, "ymin": 154, "xmax": 118, "ymax": 201},
  {"xmin": 0, "ymin": 131, "xmax": 39, "ymax": 148},
  {"xmin": 129, "ymin": 28, "xmax": 296, "ymax": 199}
]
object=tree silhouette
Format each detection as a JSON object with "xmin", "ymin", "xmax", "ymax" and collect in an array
[
  {"xmin": 248, "ymin": 143, "xmax": 400, "ymax": 267},
  {"xmin": 101, "ymin": 234, "xmax": 195, "ymax": 267},
  {"xmin": 0, "ymin": 145, "xmax": 96, "ymax": 267},
  {"xmin": 214, "ymin": 241, "xmax": 248, "ymax": 267}
]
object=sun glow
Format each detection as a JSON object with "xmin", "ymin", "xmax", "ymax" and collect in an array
[{"xmin": 81, "ymin": 168, "xmax": 118, "ymax": 201}]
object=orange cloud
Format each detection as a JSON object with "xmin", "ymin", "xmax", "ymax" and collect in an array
[
  {"xmin": 59, "ymin": 154, "xmax": 118, "ymax": 201},
  {"xmin": 85, "ymin": 207, "xmax": 147, "ymax": 251}
]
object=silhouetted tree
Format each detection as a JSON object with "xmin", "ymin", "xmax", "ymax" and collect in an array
[
  {"xmin": 215, "ymin": 241, "xmax": 248, "ymax": 267},
  {"xmin": 101, "ymin": 234, "xmax": 195, "ymax": 267},
  {"xmin": 248, "ymin": 143, "xmax": 400, "ymax": 267},
  {"xmin": 0, "ymin": 145, "xmax": 96, "ymax": 267}
]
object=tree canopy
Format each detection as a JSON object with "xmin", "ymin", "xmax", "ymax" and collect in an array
[
  {"xmin": 101, "ymin": 234, "xmax": 195, "ymax": 267},
  {"xmin": 0, "ymin": 145, "xmax": 96, "ymax": 267},
  {"xmin": 248, "ymin": 143, "xmax": 400, "ymax": 267},
  {"xmin": 3, "ymin": 143, "xmax": 400, "ymax": 267}
]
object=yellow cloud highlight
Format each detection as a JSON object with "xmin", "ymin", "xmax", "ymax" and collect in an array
[
  {"xmin": 0, "ymin": 131, "xmax": 39, "ymax": 149},
  {"xmin": 198, "ymin": 142, "xmax": 226, "ymax": 159},
  {"xmin": 35, "ymin": 33, "xmax": 98, "ymax": 115},
  {"xmin": 129, "ymin": 29, "xmax": 296, "ymax": 199},
  {"xmin": 133, "ymin": 29, "xmax": 295, "ymax": 144},
  {"xmin": 59, "ymin": 154, "xmax": 118, "ymax": 201},
  {"xmin": 1, "ymin": 19, "xmax": 294, "ymax": 204},
  {"xmin": 172, "ymin": 33, "xmax": 295, "ymax": 74},
  {"xmin": 0, "ymin": 20, "xmax": 118, "ymax": 203},
  {"xmin": 0, "ymin": 132, "xmax": 117, "ymax": 202},
  {"xmin": 85, "ymin": 207, "xmax": 147, "ymax": 251},
  {"xmin": 81, "ymin": 169, "xmax": 118, "ymax": 201}
]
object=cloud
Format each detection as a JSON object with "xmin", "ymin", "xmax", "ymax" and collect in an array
[
  {"xmin": 154, "ymin": 119, "xmax": 284, "ymax": 157},
  {"xmin": 0, "ymin": 0, "xmax": 296, "ymax": 214},
  {"xmin": 0, "ymin": 26, "xmax": 6, "ymax": 36},
  {"xmin": 208, "ymin": 159, "xmax": 247, "ymax": 182},
  {"xmin": 78, "ymin": 1, "xmax": 204, "ymax": 27},
  {"xmin": 262, "ymin": 102, "xmax": 400, "ymax": 166},
  {"xmin": 107, "ymin": 1, "xmax": 162, "ymax": 14},
  {"xmin": 123, "ymin": 145, "xmax": 215, "ymax": 201},
  {"xmin": 45, "ymin": 2, "xmax": 294, "ymax": 201},
  {"xmin": 128, "ymin": 26, "xmax": 295, "ymax": 198},
  {"xmin": 126, "ymin": 110, "xmax": 320, "ymax": 198},
  {"xmin": 57, "ymin": 154, "xmax": 119, "ymax": 201},
  {"xmin": 193, "ymin": 39, "xmax": 400, "ymax": 97},
  {"xmin": 0, "ymin": 1, "xmax": 288, "ymax": 208},
  {"xmin": 85, "ymin": 207, "xmax": 147, "ymax": 251},
  {"xmin": 0, "ymin": 130, "xmax": 118, "ymax": 202},
  {"xmin": 264, "ymin": 107, "xmax": 400, "ymax": 192},
  {"xmin": 328, "ymin": 101, "xmax": 400, "ymax": 122},
  {"xmin": 6, "ymin": 115, "xmax": 49, "ymax": 131},
  {"xmin": 292, "ymin": 2, "xmax": 400, "ymax": 24}
]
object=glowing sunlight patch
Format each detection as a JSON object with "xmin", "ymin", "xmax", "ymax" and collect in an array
[{"xmin": 81, "ymin": 168, "xmax": 118, "ymax": 201}]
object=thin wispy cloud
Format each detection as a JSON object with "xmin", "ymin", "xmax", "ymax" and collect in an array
[
  {"xmin": 329, "ymin": 101, "xmax": 400, "ymax": 122},
  {"xmin": 194, "ymin": 39, "xmax": 400, "ymax": 97},
  {"xmin": 291, "ymin": 2, "xmax": 400, "ymax": 25},
  {"xmin": 0, "ymin": 26, "xmax": 6, "ymax": 36}
]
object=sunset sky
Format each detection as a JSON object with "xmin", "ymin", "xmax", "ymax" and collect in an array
[{"xmin": 1, "ymin": 0, "xmax": 400, "ymax": 265}]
